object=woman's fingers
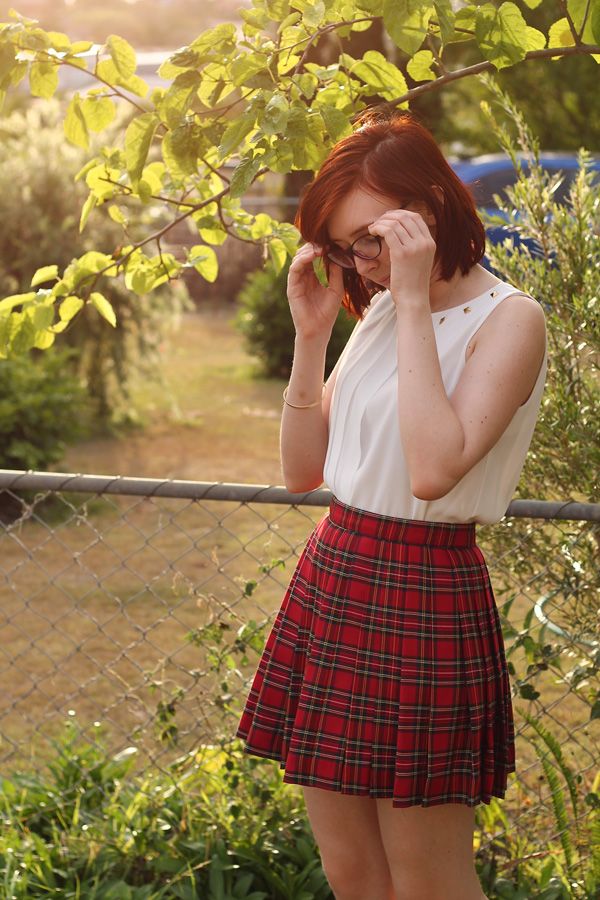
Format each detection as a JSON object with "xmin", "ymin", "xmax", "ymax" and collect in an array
[{"xmin": 370, "ymin": 209, "xmax": 433, "ymax": 244}]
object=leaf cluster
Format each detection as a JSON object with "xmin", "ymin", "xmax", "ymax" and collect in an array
[{"xmin": 0, "ymin": 2, "xmax": 599, "ymax": 353}]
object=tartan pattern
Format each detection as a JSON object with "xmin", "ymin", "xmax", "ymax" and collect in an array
[{"xmin": 236, "ymin": 496, "xmax": 516, "ymax": 808}]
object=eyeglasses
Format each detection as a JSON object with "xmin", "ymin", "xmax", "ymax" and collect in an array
[{"xmin": 326, "ymin": 234, "xmax": 383, "ymax": 269}]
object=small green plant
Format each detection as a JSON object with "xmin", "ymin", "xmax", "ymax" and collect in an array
[
  {"xmin": 0, "ymin": 717, "xmax": 331, "ymax": 898},
  {"xmin": 0, "ymin": 348, "xmax": 88, "ymax": 472},
  {"xmin": 234, "ymin": 258, "xmax": 356, "ymax": 379}
]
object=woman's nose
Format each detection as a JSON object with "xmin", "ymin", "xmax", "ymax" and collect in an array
[{"xmin": 354, "ymin": 255, "xmax": 377, "ymax": 277}]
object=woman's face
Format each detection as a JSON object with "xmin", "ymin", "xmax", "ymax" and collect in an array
[{"xmin": 326, "ymin": 186, "xmax": 436, "ymax": 289}]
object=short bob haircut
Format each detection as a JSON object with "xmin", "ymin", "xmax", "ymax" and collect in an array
[{"xmin": 295, "ymin": 110, "xmax": 486, "ymax": 320}]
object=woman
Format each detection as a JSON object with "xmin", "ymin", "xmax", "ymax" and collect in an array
[{"xmin": 236, "ymin": 111, "xmax": 547, "ymax": 900}]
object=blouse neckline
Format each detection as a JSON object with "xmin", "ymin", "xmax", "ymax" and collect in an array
[{"xmin": 429, "ymin": 282, "xmax": 507, "ymax": 317}]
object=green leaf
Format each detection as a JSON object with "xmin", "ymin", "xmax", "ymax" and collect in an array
[
  {"xmin": 250, "ymin": 213, "xmax": 274, "ymax": 239},
  {"xmin": 108, "ymin": 205, "xmax": 128, "ymax": 226},
  {"xmin": 162, "ymin": 122, "xmax": 205, "ymax": 178},
  {"xmin": 69, "ymin": 251, "xmax": 115, "ymax": 282},
  {"xmin": 106, "ymin": 33, "xmax": 136, "ymax": 79},
  {"xmin": 0, "ymin": 292, "xmax": 36, "ymax": 313},
  {"xmin": 407, "ymin": 49, "xmax": 436, "ymax": 82},
  {"xmin": 85, "ymin": 164, "xmax": 120, "ymax": 202},
  {"xmin": 79, "ymin": 193, "xmax": 96, "ymax": 232},
  {"xmin": 231, "ymin": 52, "xmax": 270, "ymax": 88},
  {"xmin": 188, "ymin": 245, "xmax": 219, "ymax": 282},
  {"xmin": 218, "ymin": 112, "xmax": 256, "ymax": 159},
  {"xmin": 383, "ymin": 0, "xmax": 435, "ymax": 56},
  {"xmin": 268, "ymin": 237, "xmax": 287, "ymax": 273},
  {"xmin": 125, "ymin": 113, "xmax": 159, "ymax": 186},
  {"xmin": 0, "ymin": 43, "xmax": 17, "ymax": 81},
  {"xmin": 230, "ymin": 155, "xmax": 262, "ymax": 198},
  {"xmin": 592, "ymin": 2, "xmax": 600, "ymax": 44},
  {"xmin": 59, "ymin": 296, "xmax": 85, "ymax": 322},
  {"xmin": 11, "ymin": 315, "xmax": 37, "ymax": 355},
  {"xmin": 312, "ymin": 256, "xmax": 328, "ymax": 287},
  {"xmin": 432, "ymin": 0, "xmax": 455, "ymax": 43},
  {"xmin": 33, "ymin": 329, "xmax": 55, "ymax": 350},
  {"xmin": 548, "ymin": 17, "xmax": 576, "ymax": 48},
  {"xmin": 443, "ymin": 6, "xmax": 477, "ymax": 44},
  {"xmin": 319, "ymin": 105, "xmax": 352, "ymax": 141},
  {"xmin": 260, "ymin": 92, "xmax": 290, "ymax": 136},
  {"xmin": 29, "ymin": 60, "xmax": 59, "ymax": 98},
  {"xmin": 591, "ymin": 699, "xmax": 600, "ymax": 721},
  {"xmin": 351, "ymin": 50, "xmax": 408, "ymax": 102},
  {"xmin": 64, "ymin": 94, "xmax": 89, "ymax": 149},
  {"xmin": 80, "ymin": 96, "xmax": 116, "ymax": 132},
  {"xmin": 31, "ymin": 265, "xmax": 59, "ymax": 288},
  {"xmin": 475, "ymin": 2, "xmax": 545, "ymax": 70},
  {"xmin": 301, "ymin": 0, "xmax": 325, "ymax": 29},
  {"xmin": 89, "ymin": 292, "xmax": 116, "ymax": 327}
]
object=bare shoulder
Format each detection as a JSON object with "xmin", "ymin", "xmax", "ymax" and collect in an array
[{"xmin": 475, "ymin": 290, "xmax": 546, "ymax": 350}]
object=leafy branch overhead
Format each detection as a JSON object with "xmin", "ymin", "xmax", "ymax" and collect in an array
[{"xmin": 0, "ymin": 0, "xmax": 599, "ymax": 355}]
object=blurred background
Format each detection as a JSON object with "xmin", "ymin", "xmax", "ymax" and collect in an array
[{"xmin": 0, "ymin": 0, "xmax": 597, "ymax": 478}]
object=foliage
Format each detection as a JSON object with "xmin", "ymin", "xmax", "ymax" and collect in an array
[
  {"xmin": 0, "ymin": 716, "xmax": 331, "ymax": 899},
  {"xmin": 479, "ymin": 78, "xmax": 598, "ymax": 506},
  {"xmin": 0, "ymin": 2, "xmax": 599, "ymax": 355},
  {"xmin": 0, "ymin": 100, "xmax": 191, "ymax": 425},
  {"xmin": 0, "ymin": 348, "xmax": 88, "ymax": 471},
  {"xmin": 463, "ymin": 84, "xmax": 600, "ymax": 891},
  {"xmin": 234, "ymin": 259, "xmax": 356, "ymax": 378}
]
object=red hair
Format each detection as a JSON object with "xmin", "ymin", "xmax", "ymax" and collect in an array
[{"xmin": 295, "ymin": 110, "xmax": 486, "ymax": 319}]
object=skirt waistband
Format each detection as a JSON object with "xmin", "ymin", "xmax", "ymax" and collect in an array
[{"xmin": 328, "ymin": 496, "xmax": 476, "ymax": 548}]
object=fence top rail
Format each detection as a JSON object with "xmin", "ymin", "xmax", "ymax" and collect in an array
[{"xmin": 0, "ymin": 469, "xmax": 598, "ymax": 522}]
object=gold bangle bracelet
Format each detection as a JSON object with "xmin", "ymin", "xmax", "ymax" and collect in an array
[{"xmin": 282, "ymin": 383, "xmax": 326, "ymax": 409}]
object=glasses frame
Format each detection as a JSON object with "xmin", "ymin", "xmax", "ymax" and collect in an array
[{"xmin": 326, "ymin": 233, "xmax": 383, "ymax": 269}]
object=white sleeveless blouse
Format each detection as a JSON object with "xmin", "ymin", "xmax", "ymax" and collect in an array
[{"xmin": 323, "ymin": 282, "xmax": 547, "ymax": 525}]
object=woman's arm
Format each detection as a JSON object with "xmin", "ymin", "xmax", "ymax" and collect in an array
[
  {"xmin": 395, "ymin": 296, "xmax": 546, "ymax": 500},
  {"xmin": 279, "ymin": 334, "xmax": 330, "ymax": 493},
  {"xmin": 368, "ymin": 208, "xmax": 546, "ymax": 501},
  {"xmin": 279, "ymin": 243, "xmax": 346, "ymax": 493}
]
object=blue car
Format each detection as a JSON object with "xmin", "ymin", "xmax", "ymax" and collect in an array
[{"xmin": 450, "ymin": 152, "xmax": 600, "ymax": 269}]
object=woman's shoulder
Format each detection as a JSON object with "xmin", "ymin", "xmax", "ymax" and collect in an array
[{"xmin": 474, "ymin": 285, "xmax": 547, "ymax": 357}]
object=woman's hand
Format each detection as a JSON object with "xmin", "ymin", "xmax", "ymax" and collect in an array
[
  {"xmin": 368, "ymin": 209, "xmax": 436, "ymax": 309},
  {"xmin": 287, "ymin": 242, "xmax": 344, "ymax": 341}
]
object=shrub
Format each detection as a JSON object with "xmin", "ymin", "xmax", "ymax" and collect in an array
[
  {"xmin": 0, "ymin": 100, "xmax": 191, "ymax": 427},
  {"xmin": 0, "ymin": 348, "xmax": 90, "ymax": 522},
  {"xmin": 234, "ymin": 259, "xmax": 356, "ymax": 379},
  {"xmin": 0, "ymin": 349, "xmax": 89, "ymax": 472},
  {"xmin": 477, "ymin": 80, "xmax": 599, "ymax": 640}
]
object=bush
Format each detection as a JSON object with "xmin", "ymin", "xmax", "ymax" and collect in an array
[
  {"xmin": 2, "ymin": 716, "xmax": 592, "ymax": 899},
  {"xmin": 234, "ymin": 259, "xmax": 356, "ymax": 379},
  {"xmin": 476, "ymin": 80, "xmax": 599, "ymax": 639},
  {"xmin": 0, "ymin": 718, "xmax": 332, "ymax": 899},
  {"xmin": 0, "ymin": 349, "xmax": 89, "ymax": 471},
  {"xmin": 0, "ymin": 348, "xmax": 90, "ymax": 522},
  {"xmin": 0, "ymin": 100, "xmax": 191, "ymax": 427}
]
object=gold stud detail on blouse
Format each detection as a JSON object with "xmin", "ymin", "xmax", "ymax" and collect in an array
[
  {"xmin": 490, "ymin": 290, "xmax": 499, "ymax": 298},
  {"xmin": 439, "ymin": 316, "xmax": 446, "ymax": 325},
  {"xmin": 463, "ymin": 306, "xmax": 471, "ymax": 314}
]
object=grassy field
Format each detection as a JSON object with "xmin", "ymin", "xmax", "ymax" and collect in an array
[
  {"xmin": 1, "ymin": 303, "xmax": 596, "ymax": 856},
  {"xmin": 64, "ymin": 302, "xmax": 287, "ymax": 485}
]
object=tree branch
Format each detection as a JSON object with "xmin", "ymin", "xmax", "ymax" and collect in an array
[
  {"xmin": 41, "ymin": 52, "xmax": 150, "ymax": 115},
  {"xmin": 76, "ymin": 168, "xmax": 270, "ymax": 297},
  {"xmin": 379, "ymin": 45, "xmax": 600, "ymax": 111}
]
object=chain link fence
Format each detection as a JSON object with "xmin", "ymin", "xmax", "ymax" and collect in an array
[{"xmin": 1, "ymin": 468, "xmax": 598, "ymax": 881}]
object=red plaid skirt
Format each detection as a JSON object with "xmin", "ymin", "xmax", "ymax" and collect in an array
[{"xmin": 236, "ymin": 496, "xmax": 516, "ymax": 808}]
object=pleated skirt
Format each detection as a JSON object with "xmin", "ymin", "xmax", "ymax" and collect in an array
[{"xmin": 235, "ymin": 495, "xmax": 516, "ymax": 808}]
